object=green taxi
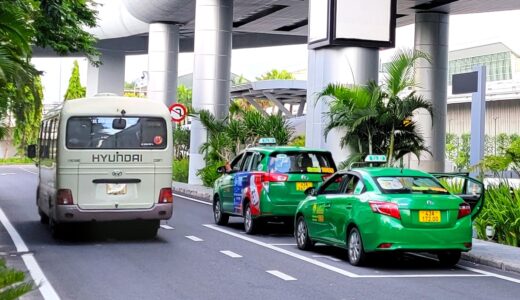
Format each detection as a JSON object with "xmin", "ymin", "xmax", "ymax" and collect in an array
[
  {"xmin": 212, "ymin": 140, "xmax": 337, "ymax": 234},
  {"xmin": 294, "ymin": 157, "xmax": 484, "ymax": 266}
]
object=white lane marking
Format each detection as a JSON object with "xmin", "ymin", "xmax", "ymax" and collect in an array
[
  {"xmin": 0, "ymin": 173, "xmax": 16, "ymax": 176},
  {"xmin": 204, "ymin": 225, "xmax": 498, "ymax": 280},
  {"xmin": 204, "ymin": 224, "xmax": 359, "ymax": 278},
  {"xmin": 312, "ymin": 255, "xmax": 341, "ymax": 262},
  {"xmin": 270, "ymin": 243, "xmax": 297, "ymax": 246},
  {"xmin": 17, "ymin": 167, "xmax": 38, "ymax": 175},
  {"xmin": 160, "ymin": 225, "xmax": 175, "ymax": 230},
  {"xmin": 185, "ymin": 235, "xmax": 204, "ymax": 242},
  {"xmin": 412, "ymin": 253, "xmax": 520, "ymax": 284},
  {"xmin": 0, "ymin": 208, "xmax": 60, "ymax": 299},
  {"xmin": 220, "ymin": 250, "xmax": 243, "ymax": 258},
  {"xmin": 266, "ymin": 270, "xmax": 297, "ymax": 281},
  {"xmin": 173, "ymin": 193, "xmax": 211, "ymax": 206}
]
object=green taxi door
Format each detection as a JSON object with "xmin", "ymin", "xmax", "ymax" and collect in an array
[
  {"xmin": 309, "ymin": 173, "xmax": 350, "ymax": 242},
  {"xmin": 323, "ymin": 174, "xmax": 365, "ymax": 245},
  {"xmin": 431, "ymin": 173, "xmax": 485, "ymax": 220}
]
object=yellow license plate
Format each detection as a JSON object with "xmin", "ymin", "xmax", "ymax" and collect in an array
[
  {"xmin": 107, "ymin": 184, "xmax": 127, "ymax": 195},
  {"xmin": 296, "ymin": 182, "xmax": 313, "ymax": 191},
  {"xmin": 419, "ymin": 210, "xmax": 441, "ymax": 223}
]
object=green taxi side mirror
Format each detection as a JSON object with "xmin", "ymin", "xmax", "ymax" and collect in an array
[
  {"xmin": 304, "ymin": 187, "xmax": 317, "ymax": 197},
  {"xmin": 27, "ymin": 144, "xmax": 37, "ymax": 159}
]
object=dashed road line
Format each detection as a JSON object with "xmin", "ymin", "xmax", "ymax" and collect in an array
[
  {"xmin": 266, "ymin": 270, "xmax": 297, "ymax": 281},
  {"xmin": 0, "ymin": 208, "xmax": 60, "ymax": 299},
  {"xmin": 220, "ymin": 250, "xmax": 243, "ymax": 258},
  {"xmin": 270, "ymin": 243, "xmax": 297, "ymax": 246},
  {"xmin": 185, "ymin": 235, "xmax": 204, "ymax": 242},
  {"xmin": 160, "ymin": 224, "xmax": 175, "ymax": 230},
  {"xmin": 173, "ymin": 193, "xmax": 211, "ymax": 206}
]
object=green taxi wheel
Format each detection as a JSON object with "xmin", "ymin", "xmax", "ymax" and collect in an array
[
  {"xmin": 213, "ymin": 197, "xmax": 229, "ymax": 225},
  {"xmin": 347, "ymin": 227, "xmax": 367, "ymax": 266},
  {"xmin": 437, "ymin": 251, "xmax": 461, "ymax": 267},
  {"xmin": 295, "ymin": 216, "xmax": 313, "ymax": 250},
  {"xmin": 244, "ymin": 203, "xmax": 259, "ymax": 235}
]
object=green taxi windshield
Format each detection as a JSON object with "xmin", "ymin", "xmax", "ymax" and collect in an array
[
  {"xmin": 375, "ymin": 176, "xmax": 449, "ymax": 194},
  {"xmin": 268, "ymin": 152, "xmax": 335, "ymax": 174}
]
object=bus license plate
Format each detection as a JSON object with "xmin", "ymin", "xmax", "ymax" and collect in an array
[
  {"xmin": 419, "ymin": 210, "xmax": 441, "ymax": 223},
  {"xmin": 107, "ymin": 184, "xmax": 127, "ymax": 195},
  {"xmin": 296, "ymin": 182, "xmax": 313, "ymax": 191}
]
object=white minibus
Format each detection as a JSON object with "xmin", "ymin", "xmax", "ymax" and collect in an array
[{"xmin": 28, "ymin": 96, "xmax": 173, "ymax": 238}]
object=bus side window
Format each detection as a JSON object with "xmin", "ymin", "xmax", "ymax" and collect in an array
[{"xmin": 39, "ymin": 121, "xmax": 49, "ymax": 159}]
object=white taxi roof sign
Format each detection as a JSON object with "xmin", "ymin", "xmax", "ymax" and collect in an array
[
  {"xmin": 258, "ymin": 137, "xmax": 276, "ymax": 145},
  {"xmin": 364, "ymin": 155, "xmax": 387, "ymax": 162}
]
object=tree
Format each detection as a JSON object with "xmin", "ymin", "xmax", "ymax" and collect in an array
[
  {"xmin": 177, "ymin": 84, "xmax": 192, "ymax": 110},
  {"xmin": 64, "ymin": 60, "xmax": 86, "ymax": 100},
  {"xmin": 320, "ymin": 49, "xmax": 433, "ymax": 167},
  {"xmin": 256, "ymin": 69, "xmax": 295, "ymax": 80}
]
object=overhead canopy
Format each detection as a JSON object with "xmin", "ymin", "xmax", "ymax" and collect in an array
[{"xmin": 230, "ymin": 80, "xmax": 307, "ymax": 117}]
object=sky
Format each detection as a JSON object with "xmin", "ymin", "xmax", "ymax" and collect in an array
[{"xmin": 32, "ymin": 9, "xmax": 520, "ymax": 105}]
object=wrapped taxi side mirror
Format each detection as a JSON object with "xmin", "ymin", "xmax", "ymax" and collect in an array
[{"xmin": 217, "ymin": 166, "xmax": 226, "ymax": 174}]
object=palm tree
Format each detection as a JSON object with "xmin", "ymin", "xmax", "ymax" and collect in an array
[{"xmin": 321, "ymin": 49, "xmax": 433, "ymax": 167}]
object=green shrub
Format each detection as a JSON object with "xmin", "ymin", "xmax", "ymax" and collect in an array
[
  {"xmin": 172, "ymin": 158, "xmax": 189, "ymax": 183},
  {"xmin": 0, "ymin": 157, "xmax": 33, "ymax": 165},
  {"xmin": 474, "ymin": 184, "xmax": 520, "ymax": 247},
  {"xmin": 289, "ymin": 135, "xmax": 305, "ymax": 147},
  {"xmin": 0, "ymin": 259, "xmax": 34, "ymax": 299},
  {"xmin": 197, "ymin": 161, "xmax": 224, "ymax": 187}
]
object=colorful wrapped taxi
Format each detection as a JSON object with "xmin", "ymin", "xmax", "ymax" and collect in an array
[
  {"xmin": 294, "ymin": 155, "xmax": 484, "ymax": 266},
  {"xmin": 212, "ymin": 139, "xmax": 337, "ymax": 234}
]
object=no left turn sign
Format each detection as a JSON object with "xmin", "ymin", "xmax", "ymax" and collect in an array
[{"xmin": 169, "ymin": 103, "xmax": 187, "ymax": 123}]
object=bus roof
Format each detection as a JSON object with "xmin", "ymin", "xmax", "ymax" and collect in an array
[{"xmin": 59, "ymin": 96, "xmax": 170, "ymax": 118}]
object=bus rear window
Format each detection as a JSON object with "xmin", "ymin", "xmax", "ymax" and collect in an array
[
  {"xmin": 268, "ymin": 152, "xmax": 336, "ymax": 174},
  {"xmin": 66, "ymin": 117, "xmax": 167, "ymax": 149}
]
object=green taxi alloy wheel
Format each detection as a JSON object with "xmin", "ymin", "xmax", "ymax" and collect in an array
[
  {"xmin": 437, "ymin": 251, "xmax": 461, "ymax": 267},
  {"xmin": 348, "ymin": 227, "xmax": 367, "ymax": 266},
  {"xmin": 295, "ymin": 216, "xmax": 313, "ymax": 250},
  {"xmin": 244, "ymin": 204, "xmax": 260, "ymax": 234},
  {"xmin": 213, "ymin": 197, "xmax": 229, "ymax": 225}
]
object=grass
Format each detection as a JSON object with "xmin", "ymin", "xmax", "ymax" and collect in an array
[{"xmin": 0, "ymin": 157, "xmax": 33, "ymax": 165}]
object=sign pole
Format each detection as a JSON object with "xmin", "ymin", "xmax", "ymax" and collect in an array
[{"xmin": 469, "ymin": 65, "xmax": 486, "ymax": 176}]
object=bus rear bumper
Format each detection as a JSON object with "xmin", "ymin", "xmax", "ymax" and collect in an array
[{"xmin": 54, "ymin": 203, "xmax": 173, "ymax": 222}]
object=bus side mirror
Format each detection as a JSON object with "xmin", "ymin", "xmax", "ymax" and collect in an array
[{"xmin": 27, "ymin": 145, "xmax": 37, "ymax": 159}]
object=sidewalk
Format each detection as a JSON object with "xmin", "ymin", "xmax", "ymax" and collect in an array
[{"xmin": 171, "ymin": 181, "xmax": 520, "ymax": 274}]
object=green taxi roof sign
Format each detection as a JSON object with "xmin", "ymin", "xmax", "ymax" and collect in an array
[
  {"xmin": 365, "ymin": 155, "xmax": 387, "ymax": 163},
  {"xmin": 258, "ymin": 137, "xmax": 277, "ymax": 145}
]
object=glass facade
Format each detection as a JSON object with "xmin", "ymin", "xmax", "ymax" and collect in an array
[{"xmin": 448, "ymin": 52, "xmax": 512, "ymax": 84}]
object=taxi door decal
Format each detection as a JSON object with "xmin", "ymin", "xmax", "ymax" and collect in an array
[
  {"xmin": 248, "ymin": 173, "xmax": 263, "ymax": 216},
  {"xmin": 233, "ymin": 172, "xmax": 249, "ymax": 213}
]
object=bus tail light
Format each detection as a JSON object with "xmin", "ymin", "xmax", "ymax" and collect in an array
[
  {"xmin": 159, "ymin": 188, "xmax": 173, "ymax": 204},
  {"xmin": 57, "ymin": 189, "xmax": 74, "ymax": 205},
  {"xmin": 369, "ymin": 201, "xmax": 401, "ymax": 220},
  {"xmin": 458, "ymin": 203, "xmax": 471, "ymax": 219}
]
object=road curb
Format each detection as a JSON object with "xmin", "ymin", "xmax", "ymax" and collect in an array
[{"xmin": 462, "ymin": 252, "xmax": 520, "ymax": 274}]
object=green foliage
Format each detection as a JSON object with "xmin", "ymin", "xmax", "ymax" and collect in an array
[
  {"xmin": 172, "ymin": 158, "xmax": 189, "ymax": 183},
  {"xmin": 0, "ymin": 157, "xmax": 33, "ymax": 164},
  {"xmin": 320, "ymin": 49, "xmax": 432, "ymax": 166},
  {"xmin": 0, "ymin": 258, "xmax": 34, "ymax": 300},
  {"xmin": 33, "ymin": 0, "xmax": 99, "ymax": 65},
  {"xmin": 64, "ymin": 60, "xmax": 86, "ymax": 100},
  {"xmin": 289, "ymin": 135, "xmax": 305, "ymax": 147},
  {"xmin": 476, "ymin": 137, "xmax": 520, "ymax": 177},
  {"xmin": 173, "ymin": 127, "xmax": 190, "ymax": 160},
  {"xmin": 256, "ymin": 69, "xmax": 295, "ymax": 80},
  {"xmin": 195, "ymin": 107, "xmax": 294, "ymax": 187},
  {"xmin": 177, "ymin": 85, "xmax": 192, "ymax": 111},
  {"xmin": 232, "ymin": 74, "xmax": 249, "ymax": 86},
  {"xmin": 474, "ymin": 184, "xmax": 520, "ymax": 247},
  {"xmin": 197, "ymin": 161, "xmax": 224, "ymax": 188}
]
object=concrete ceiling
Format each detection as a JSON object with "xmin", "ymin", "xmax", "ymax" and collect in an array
[{"xmin": 33, "ymin": 0, "xmax": 520, "ymax": 57}]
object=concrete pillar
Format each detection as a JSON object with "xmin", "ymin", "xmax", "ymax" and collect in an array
[
  {"xmin": 148, "ymin": 23, "xmax": 179, "ymax": 106},
  {"xmin": 305, "ymin": 47, "xmax": 379, "ymax": 164},
  {"xmin": 86, "ymin": 51, "xmax": 125, "ymax": 96},
  {"xmin": 188, "ymin": 0, "xmax": 233, "ymax": 184},
  {"xmin": 413, "ymin": 12, "xmax": 449, "ymax": 172}
]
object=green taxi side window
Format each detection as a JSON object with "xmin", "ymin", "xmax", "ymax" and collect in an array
[
  {"xmin": 230, "ymin": 153, "xmax": 244, "ymax": 172},
  {"xmin": 251, "ymin": 152, "xmax": 265, "ymax": 172},
  {"xmin": 241, "ymin": 152, "xmax": 255, "ymax": 171},
  {"xmin": 319, "ymin": 174, "xmax": 349, "ymax": 195}
]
